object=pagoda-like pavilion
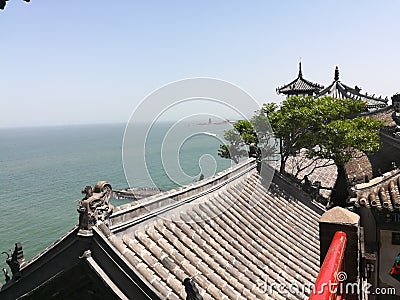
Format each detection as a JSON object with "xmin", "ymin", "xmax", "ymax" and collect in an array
[
  {"xmin": 276, "ymin": 62, "xmax": 324, "ymax": 96},
  {"xmin": 317, "ymin": 66, "xmax": 388, "ymax": 111}
]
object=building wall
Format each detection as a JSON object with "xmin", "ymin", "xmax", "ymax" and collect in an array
[
  {"xmin": 379, "ymin": 229, "xmax": 400, "ymax": 296},
  {"xmin": 369, "ymin": 136, "xmax": 400, "ymax": 177},
  {"xmin": 359, "ymin": 208, "xmax": 377, "ymax": 249}
]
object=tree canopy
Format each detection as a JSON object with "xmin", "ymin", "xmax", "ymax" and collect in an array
[
  {"xmin": 264, "ymin": 95, "xmax": 384, "ymax": 172},
  {"xmin": 219, "ymin": 96, "xmax": 385, "ymax": 176},
  {"xmin": 218, "ymin": 120, "xmax": 257, "ymax": 163}
]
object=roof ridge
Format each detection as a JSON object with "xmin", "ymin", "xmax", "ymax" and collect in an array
[{"xmin": 350, "ymin": 168, "xmax": 400, "ymax": 211}]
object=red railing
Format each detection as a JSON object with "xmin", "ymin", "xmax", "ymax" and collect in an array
[{"xmin": 309, "ymin": 231, "xmax": 347, "ymax": 300}]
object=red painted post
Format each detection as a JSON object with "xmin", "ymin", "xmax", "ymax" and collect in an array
[{"xmin": 309, "ymin": 231, "xmax": 347, "ymax": 300}]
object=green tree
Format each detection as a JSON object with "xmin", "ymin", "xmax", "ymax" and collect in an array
[
  {"xmin": 218, "ymin": 116, "xmax": 277, "ymax": 164},
  {"xmin": 218, "ymin": 129, "xmax": 246, "ymax": 163},
  {"xmin": 262, "ymin": 95, "xmax": 384, "ymax": 174},
  {"xmin": 220, "ymin": 96, "xmax": 385, "ymax": 180},
  {"xmin": 218, "ymin": 120, "xmax": 256, "ymax": 163},
  {"xmin": 218, "ymin": 120, "xmax": 259, "ymax": 163},
  {"xmin": 310, "ymin": 116, "xmax": 384, "ymax": 166},
  {"xmin": 232, "ymin": 120, "xmax": 258, "ymax": 144}
]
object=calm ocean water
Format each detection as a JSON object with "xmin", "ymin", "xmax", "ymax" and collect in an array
[{"xmin": 0, "ymin": 123, "xmax": 232, "ymax": 261}]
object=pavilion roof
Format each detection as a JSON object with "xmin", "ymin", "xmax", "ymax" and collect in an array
[
  {"xmin": 317, "ymin": 67, "xmax": 389, "ymax": 110},
  {"xmin": 276, "ymin": 62, "xmax": 324, "ymax": 95}
]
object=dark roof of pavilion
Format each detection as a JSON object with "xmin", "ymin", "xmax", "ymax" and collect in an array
[
  {"xmin": 317, "ymin": 66, "xmax": 389, "ymax": 110},
  {"xmin": 276, "ymin": 62, "xmax": 324, "ymax": 95}
]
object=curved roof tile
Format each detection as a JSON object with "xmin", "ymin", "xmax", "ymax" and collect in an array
[{"xmin": 350, "ymin": 168, "xmax": 400, "ymax": 211}]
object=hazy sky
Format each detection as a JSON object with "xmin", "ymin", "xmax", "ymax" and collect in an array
[{"xmin": 1, "ymin": 1, "xmax": 399, "ymax": 127}]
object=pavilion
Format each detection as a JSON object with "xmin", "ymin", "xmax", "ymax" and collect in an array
[
  {"xmin": 276, "ymin": 62, "xmax": 324, "ymax": 97},
  {"xmin": 317, "ymin": 67, "xmax": 388, "ymax": 111}
]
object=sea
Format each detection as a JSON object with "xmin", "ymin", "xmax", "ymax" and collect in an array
[{"xmin": 0, "ymin": 122, "xmax": 233, "ymax": 261}]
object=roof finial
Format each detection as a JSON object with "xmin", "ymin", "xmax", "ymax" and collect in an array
[
  {"xmin": 298, "ymin": 59, "xmax": 302, "ymax": 78},
  {"xmin": 334, "ymin": 66, "xmax": 339, "ymax": 81}
]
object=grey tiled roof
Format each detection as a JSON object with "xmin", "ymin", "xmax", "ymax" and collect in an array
[
  {"xmin": 365, "ymin": 106, "xmax": 396, "ymax": 127},
  {"xmin": 104, "ymin": 171, "xmax": 321, "ymax": 299},
  {"xmin": 350, "ymin": 168, "xmax": 400, "ymax": 211}
]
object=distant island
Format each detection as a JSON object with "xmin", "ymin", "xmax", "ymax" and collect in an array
[{"xmin": 196, "ymin": 118, "xmax": 236, "ymax": 125}]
